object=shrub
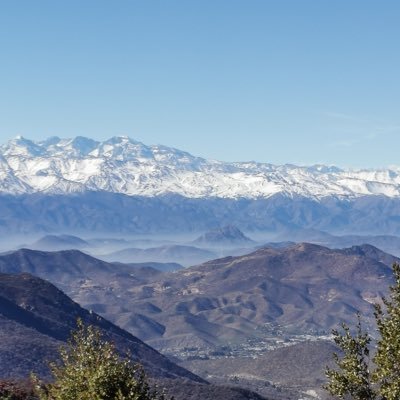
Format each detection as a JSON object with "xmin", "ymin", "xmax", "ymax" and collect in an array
[{"xmin": 33, "ymin": 320, "xmax": 168, "ymax": 400}]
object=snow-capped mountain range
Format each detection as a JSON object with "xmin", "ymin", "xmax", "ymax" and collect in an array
[{"xmin": 1, "ymin": 135, "xmax": 399, "ymax": 199}]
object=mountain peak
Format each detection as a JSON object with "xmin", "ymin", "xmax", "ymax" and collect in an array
[
  {"xmin": 69, "ymin": 136, "xmax": 99, "ymax": 153},
  {"xmin": 194, "ymin": 225, "xmax": 254, "ymax": 247},
  {"xmin": 88, "ymin": 136, "xmax": 153, "ymax": 160},
  {"xmin": 105, "ymin": 135, "xmax": 138, "ymax": 144},
  {"xmin": 2, "ymin": 136, "xmax": 44, "ymax": 157},
  {"xmin": 290, "ymin": 242, "xmax": 328, "ymax": 252}
]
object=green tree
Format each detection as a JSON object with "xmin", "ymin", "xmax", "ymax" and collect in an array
[
  {"xmin": 372, "ymin": 263, "xmax": 400, "ymax": 400},
  {"xmin": 325, "ymin": 315, "xmax": 375, "ymax": 400},
  {"xmin": 325, "ymin": 263, "xmax": 400, "ymax": 400},
  {"xmin": 34, "ymin": 320, "xmax": 168, "ymax": 400}
]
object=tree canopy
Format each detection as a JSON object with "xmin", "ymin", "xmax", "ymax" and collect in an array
[
  {"xmin": 34, "ymin": 320, "xmax": 168, "ymax": 400},
  {"xmin": 325, "ymin": 263, "xmax": 400, "ymax": 400}
]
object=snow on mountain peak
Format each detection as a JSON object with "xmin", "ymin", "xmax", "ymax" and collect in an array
[
  {"xmin": 2, "ymin": 136, "xmax": 45, "ymax": 157},
  {"xmin": 0, "ymin": 135, "xmax": 400, "ymax": 199},
  {"xmin": 37, "ymin": 136, "xmax": 100, "ymax": 157}
]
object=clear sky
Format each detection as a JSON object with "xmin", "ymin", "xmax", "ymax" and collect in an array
[{"xmin": 0, "ymin": 0, "xmax": 399, "ymax": 168}]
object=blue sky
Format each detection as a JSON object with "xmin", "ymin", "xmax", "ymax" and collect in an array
[{"xmin": 0, "ymin": 0, "xmax": 399, "ymax": 168}]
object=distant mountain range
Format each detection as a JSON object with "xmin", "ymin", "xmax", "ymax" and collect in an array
[
  {"xmin": 102, "ymin": 245, "xmax": 217, "ymax": 267},
  {"xmin": 2, "ymin": 136, "xmax": 400, "ymax": 235},
  {"xmin": 31, "ymin": 234, "xmax": 90, "ymax": 250},
  {"xmin": 1, "ymin": 135, "xmax": 400, "ymax": 199}
]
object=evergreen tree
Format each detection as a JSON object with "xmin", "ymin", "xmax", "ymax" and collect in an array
[
  {"xmin": 325, "ymin": 263, "xmax": 400, "ymax": 400},
  {"xmin": 372, "ymin": 263, "xmax": 400, "ymax": 400},
  {"xmin": 33, "ymin": 320, "xmax": 168, "ymax": 400},
  {"xmin": 325, "ymin": 315, "xmax": 375, "ymax": 400}
]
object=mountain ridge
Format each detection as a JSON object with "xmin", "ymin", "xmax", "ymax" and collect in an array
[
  {"xmin": 1, "ymin": 135, "xmax": 400, "ymax": 199},
  {"xmin": 1, "ymin": 243, "xmax": 394, "ymax": 357},
  {"xmin": 2, "ymin": 191, "xmax": 400, "ymax": 235},
  {"xmin": 103, "ymin": 242, "xmax": 397, "ymax": 353},
  {"xmin": 0, "ymin": 272, "xmax": 201, "ymax": 381}
]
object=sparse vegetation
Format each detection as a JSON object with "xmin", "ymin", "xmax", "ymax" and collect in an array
[
  {"xmin": 325, "ymin": 263, "xmax": 400, "ymax": 400},
  {"xmin": 0, "ymin": 379, "xmax": 36, "ymax": 400}
]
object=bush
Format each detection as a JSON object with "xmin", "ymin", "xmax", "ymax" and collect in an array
[
  {"xmin": 325, "ymin": 263, "xmax": 400, "ymax": 400},
  {"xmin": 33, "ymin": 320, "xmax": 168, "ymax": 400}
]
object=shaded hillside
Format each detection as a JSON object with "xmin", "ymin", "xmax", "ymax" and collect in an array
[
  {"xmin": 4, "ymin": 192, "xmax": 400, "ymax": 236},
  {"xmin": 0, "ymin": 273, "xmax": 273, "ymax": 400},
  {"xmin": 0, "ymin": 248, "xmax": 161, "ymax": 288},
  {"xmin": 0, "ymin": 273, "xmax": 200, "ymax": 382},
  {"xmin": 0, "ymin": 249, "xmax": 173, "ymax": 342}
]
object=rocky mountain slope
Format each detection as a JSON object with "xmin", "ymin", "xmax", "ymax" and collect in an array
[
  {"xmin": 0, "ymin": 245, "xmax": 396, "ymax": 359},
  {"xmin": 0, "ymin": 272, "xmax": 199, "ymax": 381},
  {"xmin": 0, "ymin": 272, "xmax": 270, "ymax": 400},
  {"xmin": 0, "ymin": 249, "xmax": 176, "ymax": 342},
  {"xmin": 98, "ymin": 243, "xmax": 398, "ymax": 355}
]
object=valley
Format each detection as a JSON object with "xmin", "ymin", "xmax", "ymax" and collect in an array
[{"xmin": 0, "ymin": 229, "xmax": 398, "ymax": 399}]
